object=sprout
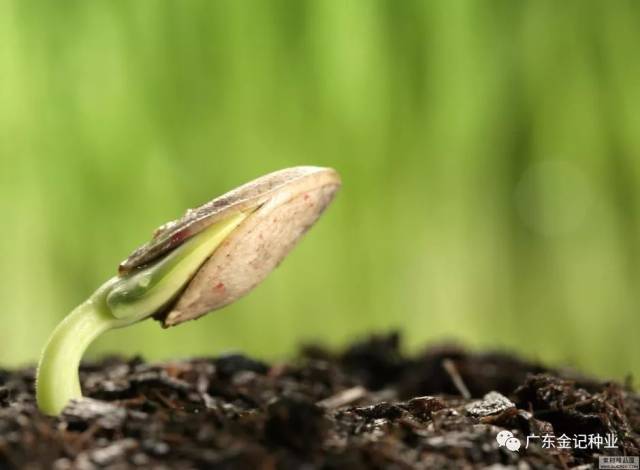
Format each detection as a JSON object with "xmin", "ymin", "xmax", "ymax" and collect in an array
[{"xmin": 36, "ymin": 166, "xmax": 341, "ymax": 415}]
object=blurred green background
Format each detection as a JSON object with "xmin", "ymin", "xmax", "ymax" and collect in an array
[{"xmin": 1, "ymin": 1, "xmax": 638, "ymax": 380}]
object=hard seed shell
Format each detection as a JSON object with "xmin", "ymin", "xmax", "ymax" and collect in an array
[
  {"xmin": 119, "ymin": 166, "xmax": 341, "ymax": 327},
  {"xmin": 119, "ymin": 167, "xmax": 340, "ymax": 274}
]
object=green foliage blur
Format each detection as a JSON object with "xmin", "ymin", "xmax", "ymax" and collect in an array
[{"xmin": 1, "ymin": 1, "xmax": 638, "ymax": 380}]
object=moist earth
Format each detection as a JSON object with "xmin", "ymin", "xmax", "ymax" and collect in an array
[{"xmin": 1, "ymin": 333, "xmax": 638, "ymax": 469}]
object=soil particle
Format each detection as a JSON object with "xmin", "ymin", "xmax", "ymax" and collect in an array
[
  {"xmin": 465, "ymin": 392, "xmax": 516, "ymax": 418},
  {"xmin": 1, "ymin": 333, "xmax": 638, "ymax": 469}
]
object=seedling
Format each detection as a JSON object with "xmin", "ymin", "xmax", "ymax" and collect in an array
[{"xmin": 36, "ymin": 166, "xmax": 341, "ymax": 415}]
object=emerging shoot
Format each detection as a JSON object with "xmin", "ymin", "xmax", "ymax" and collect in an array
[{"xmin": 36, "ymin": 166, "xmax": 341, "ymax": 415}]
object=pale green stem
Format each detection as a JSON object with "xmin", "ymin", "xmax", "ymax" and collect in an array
[{"xmin": 35, "ymin": 280, "xmax": 125, "ymax": 415}]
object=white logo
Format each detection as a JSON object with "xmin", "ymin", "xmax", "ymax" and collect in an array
[{"xmin": 496, "ymin": 430, "xmax": 521, "ymax": 452}]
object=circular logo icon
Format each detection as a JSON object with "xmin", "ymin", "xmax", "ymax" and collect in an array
[
  {"xmin": 496, "ymin": 430, "xmax": 522, "ymax": 452},
  {"xmin": 496, "ymin": 430, "xmax": 513, "ymax": 447}
]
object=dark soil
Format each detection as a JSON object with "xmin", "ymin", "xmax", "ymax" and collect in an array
[{"xmin": 1, "ymin": 333, "xmax": 638, "ymax": 469}]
